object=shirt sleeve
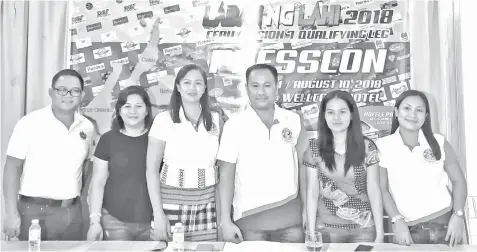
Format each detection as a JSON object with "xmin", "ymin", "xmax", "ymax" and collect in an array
[
  {"xmin": 94, "ymin": 132, "xmax": 110, "ymax": 161},
  {"xmin": 375, "ymin": 138, "xmax": 391, "ymax": 169},
  {"xmin": 365, "ymin": 139, "xmax": 380, "ymax": 167},
  {"xmin": 216, "ymin": 119, "xmax": 239, "ymax": 164},
  {"xmin": 5, "ymin": 117, "xmax": 30, "ymax": 160},
  {"xmin": 148, "ymin": 111, "xmax": 170, "ymax": 142}
]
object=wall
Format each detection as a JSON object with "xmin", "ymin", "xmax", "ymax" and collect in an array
[{"xmin": 458, "ymin": 0, "xmax": 477, "ymax": 245}]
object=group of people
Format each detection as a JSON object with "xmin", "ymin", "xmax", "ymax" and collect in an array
[{"xmin": 2, "ymin": 63, "xmax": 467, "ymax": 247}]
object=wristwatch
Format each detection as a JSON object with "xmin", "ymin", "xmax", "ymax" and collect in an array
[
  {"xmin": 454, "ymin": 209, "xmax": 464, "ymax": 218},
  {"xmin": 391, "ymin": 214, "xmax": 404, "ymax": 224}
]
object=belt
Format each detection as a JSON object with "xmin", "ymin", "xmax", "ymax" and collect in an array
[{"xmin": 19, "ymin": 195, "xmax": 79, "ymax": 207}]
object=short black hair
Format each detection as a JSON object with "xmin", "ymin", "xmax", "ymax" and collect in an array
[
  {"xmin": 113, "ymin": 86, "xmax": 153, "ymax": 131},
  {"xmin": 245, "ymin": 64, "xmax": 278, "ymax": 84},
  {"xmin": 52, "ymin": 69, "xmax": 84, "ymax": 90}
]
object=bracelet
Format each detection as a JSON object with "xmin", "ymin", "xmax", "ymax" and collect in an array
[{"xmin": 89, "ymin": 213, "xmax": 102, "ymax": 219}]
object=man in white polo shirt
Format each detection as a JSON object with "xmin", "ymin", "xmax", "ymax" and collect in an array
[
  {"xmin": 2, "ymin": 69, "xmax": 94, "ymax": 241},
  {"xmin": 217, "ymin": 64, "xmax": 308, "ymax": 243}
]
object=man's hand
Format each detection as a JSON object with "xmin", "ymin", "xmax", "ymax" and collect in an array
[{"xmin": 2, "ymin": 209, "xmax": 21, "ymax": 239}]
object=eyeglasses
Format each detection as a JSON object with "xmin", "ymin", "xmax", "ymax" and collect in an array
[{"xmin": 54, "ymin": 87, "xmax": 82, "ymax": 97}]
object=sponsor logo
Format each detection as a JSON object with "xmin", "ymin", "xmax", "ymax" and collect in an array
[
  {"xmin": 355, "ymin": 0, "xmax": 374, "ymax": 6},
  {"xmin": 86, "ymin": 22, "xmax": 102, "ymax": 32},
  {"xmin": 375, "ymin": 40, "xmax": 385, "ymax": 49},
  {"xmin": 110, "ymin": 57, "xmax": 129, "ymax": 66},
  {"xmin": 86, "ymin": 63, "xmax": 106, "ymax": 73},
  {"xmin": 222, "ymin": 76, "xmax": 232, "ymax": 86},
  {"xmin": 129, "ymin": 26, "xmax": 144, "ymax": 36},
  {"xmin": 389, "ymin": 43, "xmax": 405, "ymax": 52},
  {"xmin": 101, "ymin": 31, "xmax": 117, "ymax": 43},
  {"xmin": 164, "ymin": 4, "xmax": 180, "ymax": 14},
  {"xmin": 113, "ymin": 16, "xmax": 129, "ymax": 26},
  {"xmin": 91, "ymin": 85, "xmax": 105, "ymax": 96},
  {"xmin": 75, "ymin": 37, "xmax": 92, "ymax": 49},
  {"xmin": 163, "ymin": 45, "xmax": 183, "ymax": 56},
  {"xmin": 124, "ymin": 3, "xmax": 136, "ymax": 12},
  {"xmin": 381, "ymin": 0, "xmax": 398, "ymax": 9},
  {"xmin": 137, "ymin": 11, "xmax": 153, "ymax": 20},
  {"xmin": 72, "ymin": 15, "xmax": 85, "ymax": 25},
  {"xmin": 149, "ymin": 0, "xmax": 163, "ymax": 6},
  {"xmin": 97, "ymin": 9, "xmax": 111, "ymax": 19},
  {"xmin": 83, "ymin": 76, "xmax": 92, "ymax": 86},
  {"xmin": 70, "ymin": 53, "xmax": 85, "ymax": 65},
  {"xmin": 192, "ymin": 0, "xmax": 208, "ymax": 7},
  {"xmin": 196, "ymin": 39, "xmax": 213, "ymax": 47},
  {"xmin": 176, "ymin": 28, "xmax": 191, "ymax": 38},
  {"xmin": 121, "ymin": 41, "xmax": 140, "ymax": 52},
  {"xmin": 389, "ymin": 82, "xmax": 408, "ymax": 98},
  {"xmin": 71, "ymin": 29, "xmax": 78, "ymax": 36},
  {"xmin": 397, "ymin": 54, "xmax": 411, "ymax": 61},
  {"xmin": 93, "ymin": 47, "xmax": 112, "ymax": 59}
]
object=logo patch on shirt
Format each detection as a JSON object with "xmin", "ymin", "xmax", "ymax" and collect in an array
[
  {"xmin": 282, "ymin": 128, "xmax": 292, "ymax": 142},
  {"xmin": 423, "ymin": 149, "xmax": 437, "ymax": 163},
  {"xmin": 79, "ymin": 131, "xmax": 87, "ymax": 140}
]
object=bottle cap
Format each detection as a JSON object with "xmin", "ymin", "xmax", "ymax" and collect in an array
[{"xmin": 32, "ymin": 219, "xmax": 39, "ymax": 224}]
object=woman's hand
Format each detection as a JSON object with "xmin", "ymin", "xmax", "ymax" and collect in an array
[
  {"xmin": 150, "ymin": 212, "xmax": 171, "ymax": 241},
  {"xmin": 394, "ymin": 219, "xmax": 413, "ymax": 246},
  {"xmin": 445, "ymin": 214, "xmax": 464, "ymax": 246}
]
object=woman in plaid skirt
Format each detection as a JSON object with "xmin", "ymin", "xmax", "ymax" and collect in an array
[{"xmin": 146, "ymin": 64, "xmax": 224, "ymax": 242}]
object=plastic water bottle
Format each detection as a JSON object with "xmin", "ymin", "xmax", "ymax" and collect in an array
[
  {"xmin": 28, "ymin": 219, "xmax": 41, "ymax": 252},
  {"xmin": 172, "ymin": 223, "xmax": 185, "ymax": 252}
]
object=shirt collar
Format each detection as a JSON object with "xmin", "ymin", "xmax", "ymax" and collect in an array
[
  {"xmin": 179, "ymin": 105, "xmax": 203, "ymax": 125},
  {"xmin": 391, "ymin": 127, "xmax": 428, "ymax": 149},
  {"xmin": 245, "ymin": 103, "xmax": 283, "ymax": 125},
  {"xmin": 46, "ymin": 103, "xmax": 85, "ymax": 128}
]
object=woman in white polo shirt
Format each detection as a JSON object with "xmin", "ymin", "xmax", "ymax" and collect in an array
[
  {"xmin": 377, "ymin": 90, "xmax": 467, "ymax": 246},
  {"xmin": 146, "ymin": 64, "xmax": 223, "ymax": 242},
  {"xmin": 304, "ymin": 90, "xmax": 384, "ymax": 243}
]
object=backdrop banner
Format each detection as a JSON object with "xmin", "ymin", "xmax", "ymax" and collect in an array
[{"xmin": 68, "ymin": 0, "xmax": 410, "ymax": 139}]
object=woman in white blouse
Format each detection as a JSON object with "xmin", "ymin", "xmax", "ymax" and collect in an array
[
  {"xmin": 377, "ymin": 90, "xmax": 467, "ymax": 246},
  {"xmin": 146, "ymin": 64, "xmax": 223, "ymax": 242}
]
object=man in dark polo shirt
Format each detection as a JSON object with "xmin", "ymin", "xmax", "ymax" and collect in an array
[
  {"xmin": 2, "ymin": 69, "xmax": 94, "ymax": 240},
  {"xmin": 217, "ymin": 64, "xmax": 308, "ymax": 243}
]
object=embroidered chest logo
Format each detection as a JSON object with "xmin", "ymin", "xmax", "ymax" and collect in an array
[
  {"xmin": 423, "ymin": 149, "xmax": 437, "ymax": 163},
  {"xmin": 79, "ymin": 131, "xmax": 87, "ymax": 141},
  {"xmin": 282, "ymin": 128, "xmax": 293, "ymax": 142}
]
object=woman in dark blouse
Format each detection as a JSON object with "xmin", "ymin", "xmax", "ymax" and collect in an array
[{"xmin": 86, "ymin": 86, "xmax": 154, "ymax": 241}]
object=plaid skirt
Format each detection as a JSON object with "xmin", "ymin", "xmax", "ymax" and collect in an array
[{"xmin": 161, "ymin": 183, "xmax": 218, "ymax": 242}]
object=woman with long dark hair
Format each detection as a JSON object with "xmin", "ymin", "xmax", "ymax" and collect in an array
[
  {"xmin": 378, "ymin": 90, "xmax": 467, "ymax": 246},
  {"xmin": 304, "ymin": 90, "xmax": 384, "ymax": 243},
  {"xmin": 146, "ymin": 64, "xmax": 223, "ymax": 242},
  {"xmin": 87, "ymin": 86, "xmax": 154, "ymax": 241}
]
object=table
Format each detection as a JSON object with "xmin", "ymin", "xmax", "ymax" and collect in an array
[{"xmin": 1, "ymin": 241, "xmax": 476, "ymax": 251}]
